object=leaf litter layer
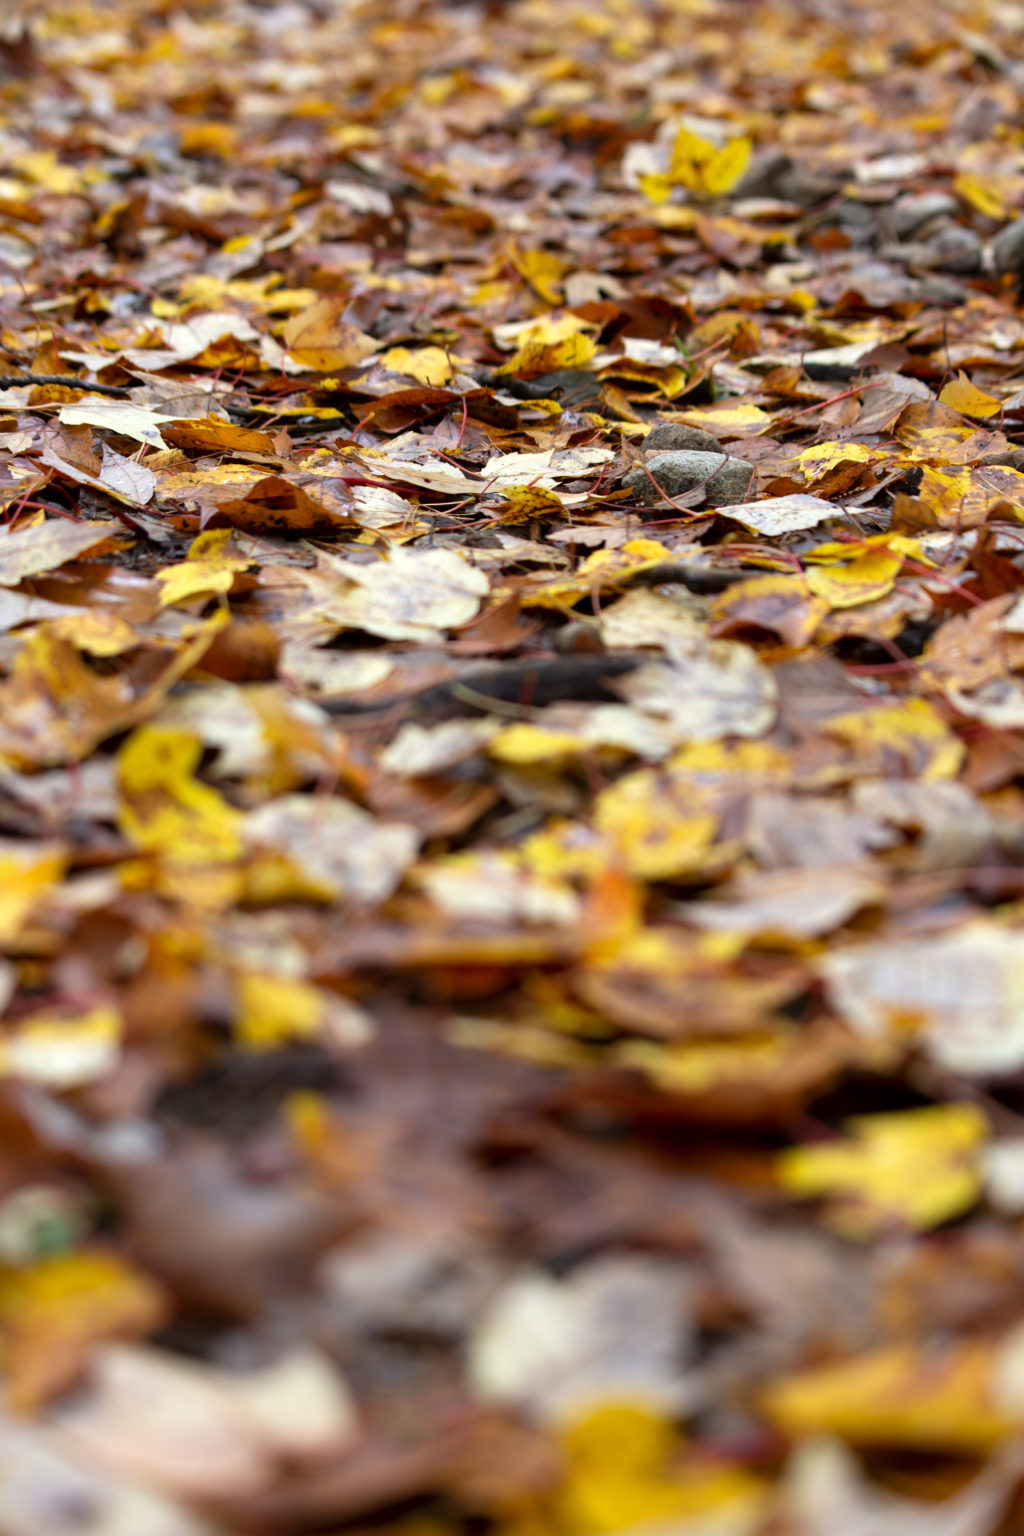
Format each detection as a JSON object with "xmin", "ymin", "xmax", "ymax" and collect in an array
[{"xmin": 6, "ymin": 0, "xmax": 1024, "ymax": 1530}]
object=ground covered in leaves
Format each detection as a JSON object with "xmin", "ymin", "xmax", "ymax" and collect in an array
[{"xmin": 8, "ymin": 0, "xmax": 1024, "ymax": 1530}]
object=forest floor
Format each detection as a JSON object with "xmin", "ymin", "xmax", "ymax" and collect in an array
[{"xmin": 4, "ymin": 0, "xmax": 1024, "ymax": 1531}]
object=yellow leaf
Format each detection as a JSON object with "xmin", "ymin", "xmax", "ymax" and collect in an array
[
  {"xmin": 669, "ymin": 127, "xmax": 752, "ymax": 196},
  {"xmin": 282, "ymin": 297, "xmax": 377, "ymax": 372},
  {"xmin": 160, "ymin": 417, "xmax": 278, "ymax": 454},
  {"xmin": 638, "ymin": 172, "xmax": 674, "ymax": 205},
  {"xmin": 669, "ymin": 125, "xmax": 718, "ymax": 188},
  {"xmin": 562, "ymin": 1403, "xmax": 674, "ymax": 1474},
  {"xmin": 914, "ymin": 463, "xmax": 1024, "ymax": 528},
  {"xmin": 156, "ymin": 529, "xmax": 252, "ymax": 607},
  {"xmin": 519, "ymin": 538, "xmax": 672, "ymax": 610},
  {"xmin": 489, "ymin": 723, "xmax": 592, "ymax": 765},
  {"xmin": 509, "ymin": 245, "xmax": 565, "ymax": 305},
  {"xmin": 824, "ymin": 697, "xmax": 964, "ymax": 781},
  {"xmin": 0, "ymin": 845, "xmax": 66, "ymax": 944},
  {"xmin": 797, "ymin": 441, "xmax": 877, "ymax": 480},
  {"xmin": 519, "ymin": 820, "xmax": 608, "ymax": 883},
  {"xmin": 48, "ymin": 612, "xmax": 139, "ymax": 657},
  {"xmin": 117, "ymin": 726, "xmax": 244, "ymax": 865},
  {"xmin": 954, "ymin": 170, "xmax": 1010, "ymax": 220},
  {"xmin": 12, "ymin": 149, "xmax": 89, "ymax": 195},
  {"xmin": 778, "ymin": 1104, "xmax": 987, "ymax": 1238},
  {"xmin": 702, "ymin": 136, "xmax": 753, "ymax": 196},
  {"xmin": 378, "ymin": 346, "xmax": 457, "ymax": 386},
  {"xmin": 235, "ymin": 973, "xmax": 324, "ymax": 1050},
  {"xmin": 805, "ymin": 547, "xmax": 903, "ymax": 608},
  {"xmin": 675, "ymin": 401, "xmax": 773, "ymax": 435},
  {"xmin": 763, "ymin": 1340, "xmax": 1016, "ymax": 1453},
  {"xmin": 556, "ymin": 1403, "xmax": 766, "ymax": 1535},
  {"xmin": 615, "ymin": 1033, "xmax": 793, "ymax": 1095},
  {"xmin": 490, "ymin": 485, "xmax": 566, "ymax": 523},
  {"xmin": 593, "ymin": 772, "xmax": 719, "ymax": 880},
  {"xmin": 497, "ymin": 330, "xmax": 596, "ymax": 377},
  {"xmin": 0, "ymin": 1248, "xmax": 164, "ymax": 1410},
  {"xmin": 179, "ymin": 122, "xmax": 237, "ymax": 157},
  {"xmin": 938, "ymin": 371, "xmax": 1002, "ymax": 419},
  {"xmin": 0, "ymin": 1005, "xmax": 121, "ymax": 1089}
]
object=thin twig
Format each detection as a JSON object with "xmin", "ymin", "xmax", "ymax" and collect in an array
[{"xmin": 0, "ymin": 374, "xmax": 133, "ymax": 397}]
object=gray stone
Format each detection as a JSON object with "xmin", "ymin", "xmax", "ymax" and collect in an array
[
  {"xmin": 926, "ymin": 223, "xmax": 983, "ymax": 273},
  {"xmin": 732, "ymin": 151, "xmax": 793, "ymax": 200},
  {"xmin": 994, "ymin": 217, "xmax": 1024, "ymax": 275},
  {"xmin": 623, "ymin": 450, "xmax": 755, "ymax": 509},
  {"xmin": 643, "ymin": 422, "xmax": 722, "ymax": 455},
  {"xmin": 890, "ymin": 192, "xmax": 958, "ymax": 240},
  {"xmin": 774, "ymin": 164, "xmax": 845, "ymax": 208}
]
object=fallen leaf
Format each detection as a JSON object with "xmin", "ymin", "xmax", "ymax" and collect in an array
[{"xmin": 778, "ymin": 1104, "xmax": 988, "ymax": 1238}]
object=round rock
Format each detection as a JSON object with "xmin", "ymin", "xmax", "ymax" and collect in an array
[
  {"xmin": 624, "ymin": 450, "xmax": 755, "ymax": 509},
  {"xmin": 994, "ymin": 217, "xmax": 1024, "ymax": 276},
  {"xmin": 890, "ymin": 192, "xmax": 958, "ymax": 240},
  {"xmin": 643, "ymin": 422, "xmax": 722, "ymax": 455},
  {"xmin": 926, "ymin": 224, "xmax": 982, "ymax": 273}
]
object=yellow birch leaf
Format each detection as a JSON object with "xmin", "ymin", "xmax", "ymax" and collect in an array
[
  {"xmin": 638, "ymin": 172, "xmax": 674, "ymax": 204},
  {"xmin": 117, "ymin": 726, "xmax": 243, "ymax": 865},
  {"xmin": 510, "ymin": 246, "xmax": 565, "ymax": 305},
  {"xmin": 938, "ymin": 371, "xmax": 1002, "ymax": 419},
  {"xmin": 824, "ymin": 697, "xmax": 964, "ymax": 780},
  {"xmin": 778, "ymin": 1103, "xmax": 987, "ymax": 1237},
  {"xmin": 593, "ymin": 774, "xmax": 719, "ymax": 880},
  {"xmin": 489, "ymin": 723, "xmax": 591, "ymax": 764},
  {"xmin": 763, "ymin": 1340, "xmax": 1016, "ymax": 1453},
  {"xmin": 797, "ymin": 441, "xmax": 877, "ymax": 477},
  {"xmin": 954, "ymin": 170, "xmax": 1010, "ymax": 220},
  {"xmin": 282, "ymin": 298, "xmax": 377, "ymax": 372},
  {"xmin": 235, "ymin": 973, "xmax": 324, "ymax": 1050},
  {"xmin": 490, "ymin": 485, "xmax": 566, "ymax": 523},
  {"xmin": 518, "ymin": 538, "xmax": 672, "ymax": 610},
  {"xmin": 179, "ymin": 122, "xmax": 237, "ymax": 157},
  {"xmin": 378, "ymin": 346, "xmax": 456, "ymax": 386},
  {"xmin": 0, "ymin": 1005, "xmax": 122, "ymax": 1089},
  {"xmin": 48, "ymin": 612, "xmax": 139, "ymax": 657},
  {"xmin": 914, "ymin": 464, "xmax": 1024, "ymax": 528},
  {"xmin": 0, "ymin": 846, "xmax": 66, "ymax": 943},
  {"xmin": 520, "ymin": 820, "xmax": 608, "ymax": 883},
  {"xmin": 701, "ymin": 136, "xmax": 753, "ymax": 195},
  {"xmin": 676, "ymin": 401, "xmax": 773, "ymax": 434},
  {"xmin": 805, "ymin": 547, "xmax": 903, "ymax": 608},
  {"xmin": 669, "ymin": 127, "xmax": 752, "ymax": 196},
  {"xmin": 0, "ymin": 1248, "xmax": 164, "ymax": 1411},
  {"xmin": 156, "ymin": 529, "xmax": 252, "ymax": 607},
  {"xmin": 557, "ymin": 1402, "xmax": 764, "ymax": 1534},
  {"xmin": 668, "ymin": 126, "xmax": 717, "ymax": 189},
  {"xmin": 497, "ymin": 330, "xmax": 596, "ymax": 377}
]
